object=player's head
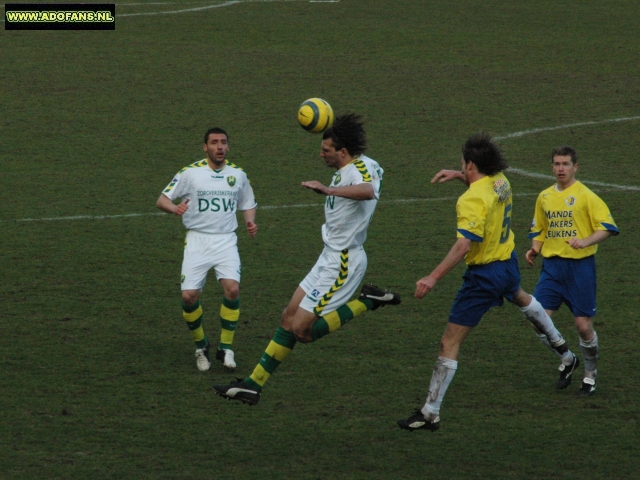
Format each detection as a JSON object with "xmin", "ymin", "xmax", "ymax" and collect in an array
[
  {"xmin": 322, "ymin": 113, "xmax": 367, "ymax": 158},
  {"xmin": 462, "ymin": 132, "xmax": 508, "ymax": 176},
  {"xmin": 551, "ymin": 145, "xmax": 577, "ymax": 164},
  {"xmin": 203, "ymin": 127, "xmax": 230, "ymax": 165},
  {"xmin": 204, "ymin": 127, "xmax": 229, "ymax": 144},
  {"xmin": 551, "ymin": 145, "xmax": 578, "ymax": 187}
]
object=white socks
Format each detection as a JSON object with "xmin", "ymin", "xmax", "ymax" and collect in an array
[
  {"xmin": 579, "ymin": 331, "xmax": 598, "ymax": 378},
  {"xmin": 535, "ymin": 332, "xmax": 574, "ymax": 365},
  {"xmin": 422, "ymin": 356, "xmax": 458, "ymax": 418},
  {"xmin": 520, "ymin": 297, "xmax": 564, "ymax": 346}
]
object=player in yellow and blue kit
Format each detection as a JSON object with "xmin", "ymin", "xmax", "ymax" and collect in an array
[
  {"xmin": 398, "ymin": 133, "xmax": 575, "ymax": 432},
  {"xmin": 526, "ymin": 146, "xmax": 618, "ymax": 396}
]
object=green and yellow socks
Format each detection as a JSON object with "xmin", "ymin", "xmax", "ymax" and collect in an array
[
  {"xmin": 311, "ymin": 298, "xmax": 371, "ymax": 341},
  {"xmin": 182, "ymin": 296, "xmax": 241, "ymax": 351},
  {"xmin": 244, "ymin": 298, "xmax": 373, "ymax": 390},
  {"xmin": 245, "ymin": 326, "xmax": 297, "ymax": 390},
  {"xmin": 183, "ymin": 300, "xmax": 208, "ymax": 350},
  {"xmin": 219, "ymin": 297, "xmax": 240, "ymax": 351}
]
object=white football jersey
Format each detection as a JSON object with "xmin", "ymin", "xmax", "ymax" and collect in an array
[
  {"xmin": 162, "ymin": 159, "xmax": 257, "ymax": 234},
  {"xmin": 322, "ymin": 155, "xmax": 383, "ymax": 251}
]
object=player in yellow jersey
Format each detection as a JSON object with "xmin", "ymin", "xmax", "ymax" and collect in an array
[
  {"xmin": 526, "ymin": 146, "xmax": 618, "ymax": 396},
  {"xmin": 398, "ymin": 133, "xmax": 575, "ymax": 432}
]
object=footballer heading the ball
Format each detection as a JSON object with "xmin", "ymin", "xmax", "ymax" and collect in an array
[{"xmin": 297, "ymin": 98, "xmax": 335, "ymax": 133}]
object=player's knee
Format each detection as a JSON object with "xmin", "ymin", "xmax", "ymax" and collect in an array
[
  {"xmin": 576, "ymin": 320, "xmax": 594, "ymax": 340},
  {"xmin": 280, "ymin": 306, "xmax": 295, "ymax": 327},
  {"xmin": 182, "ymin": 290, "xmax": 199, "ymax": 306},
  {"xmin": 224, "ymin": 285, "xmax": 240, "ymax": 300},
  {"xmin": 291, "ymin": 323, "xmax": 312, "ymax": 343}
]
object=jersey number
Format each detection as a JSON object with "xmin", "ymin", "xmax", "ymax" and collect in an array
[{"xmin": 499, "ymin": 204, "xmax": 512, "ymax": 244}]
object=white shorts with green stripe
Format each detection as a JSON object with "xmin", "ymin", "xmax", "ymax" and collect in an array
[{"xmin": 299, "ymin": 245, "xmax": 367, "ymax": 317}]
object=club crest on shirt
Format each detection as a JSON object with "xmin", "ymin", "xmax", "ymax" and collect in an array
[
  {"xmin": 227, "ymin": 176, "xmax": 237, "ymax": 187},
  {"xmin": 565, "ymin": 196, "xmax": 576, "ymax": 207},
  {"xmin": 493, "ymin": 178, "xmax": 512, "ymax": 202},
  {"xmin": 332, "ymin": 173, "xmax": 342, "ymax": 186}
]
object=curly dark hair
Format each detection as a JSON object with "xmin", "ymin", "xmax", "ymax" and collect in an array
[
  {"xmin": 462, "ymin": 132, "xmax": 508, "ymax": 176},
  {"xmin": 322, "ymin": 113, "xmax": 367, "ymax": 157}
]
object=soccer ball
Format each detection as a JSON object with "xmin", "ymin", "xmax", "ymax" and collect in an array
[{"xmin": 297, "ymin": 98, "xmax": 334, "ymax": 133}]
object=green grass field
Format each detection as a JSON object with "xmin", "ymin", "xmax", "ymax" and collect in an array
[{"xmin": 2, "ymin": 1, "xmax": 639, "ymax": 478}]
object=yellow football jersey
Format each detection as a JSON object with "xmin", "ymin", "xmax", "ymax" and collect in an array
[
  {"xmin": 528, "ymin": 181, "xmax": 618, "ymax": 259},
  {"xmin": 456, "ymin": 173, "xmax": 515, "ymax": 265}
]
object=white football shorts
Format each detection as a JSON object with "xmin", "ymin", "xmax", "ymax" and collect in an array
[
  {"xmin": 181, "ymin": 230, "xmax": 241, "ymax": 291},
  {"xmin": 299, "ymin": 245, "xmax": 368, "ymax": 316}
]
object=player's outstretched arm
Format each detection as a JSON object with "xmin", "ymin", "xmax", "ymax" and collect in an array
[
  {"xmin": 431, "ymin": 169, "xmax": 467, "ymax": 185},
  {"xmin": 242, "ymin": 208, "xmax": 258, "ymax": 238},
  {"xmin": 415, "ymin": 238, "xmax": 471, "ymax": 299},
  {"xmin": 301, "ymin": 181, "xmax": 375, "ymax": 200},
  {"xmin": 157, "ymin": 194, "xmax": 190, "ymax": 216}
]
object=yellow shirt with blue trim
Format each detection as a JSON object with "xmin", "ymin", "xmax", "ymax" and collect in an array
[
  {"xmin": 456, "ymin": 173, "xmax": 514, "ymax": 266},
  {"xmin": 528, "ymin": 180, "xmax": 618, "ymax": 259}
]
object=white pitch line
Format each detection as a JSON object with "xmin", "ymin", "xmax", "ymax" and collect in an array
[
  {"xmin": 117, "ymin": 0, "xmax": 333, "ymax": 18},
  {"xmin": 494, "ymin": 116, "xmax": 640, "ymax": 140},
  {"xmin": 508, "ymin": 168, "xmax": 640, "ymax": 191},
  {"xmin": 495, "ymin": 115, "xmax": 640, "ymax": 191},
  {"xmin": 6, "ymin": 189, "xmax": 629, "ymax": 223},
  {"xmin": 118, "ymin": 1, "xmax": 241, "ymax": 16},
  {"xmin": 3, "ymin": 117, "xmax": 639, "ymax": 223},
  {"xmin": 7, "ymin": 117, "xmax": 640, "ymax": 223}
]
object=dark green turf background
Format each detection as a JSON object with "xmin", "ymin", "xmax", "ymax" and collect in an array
[{"xmin": 1, "ymin": 1, "xmax": 638, "ymax": 478}]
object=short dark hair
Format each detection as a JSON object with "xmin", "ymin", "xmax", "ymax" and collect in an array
[
  {"xmin": 204, "ymin": 127, "xmax": 229, "ymax": 144},
  {"xmin": 462, "ymin": 132, "xmax": 508, "ymax": 176},
  {"xmin": 322, "ymin": 113, "xmax": 367, "ymax": 157},
  {"xmin": 551, "ymin": 145, "xmax": 577, "ymax": 164}
]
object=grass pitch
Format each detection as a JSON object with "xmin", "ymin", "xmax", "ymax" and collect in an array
[{"xmin": 1, "ymin": 1, "xmax": 639, "ymax": 478}]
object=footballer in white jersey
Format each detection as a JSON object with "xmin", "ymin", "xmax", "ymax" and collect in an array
[
  {"xmin": 157, "ymin": 128, "xmax": 258, "ymax": 373},
  {"xmin": 212, "ymin": 114, "xmax": 401, "ymax": 408},
  {"xmin": 162, "ymin": 159, "xmax": 257, "ymax": 236},
  {"xmin": 322, "ymin": 155, "xmax": 383, "ymax": 251}
]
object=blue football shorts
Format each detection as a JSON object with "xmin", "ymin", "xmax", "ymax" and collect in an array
[
  {"xmin": 448, "ymin": 252, "xmax": 521, "ymax": 327},
  {"xmin": 533, "ymin": 255, "xmax": 597, "ymax": 318}
]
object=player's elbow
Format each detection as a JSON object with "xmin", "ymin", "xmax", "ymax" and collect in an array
[
  {"xmin": 457, "ymin": 239, "xmax": 472, "ymax": 255},
  {"xmin": 362, "ymin": 185, "xmax": 376, "ymax": 200}
]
